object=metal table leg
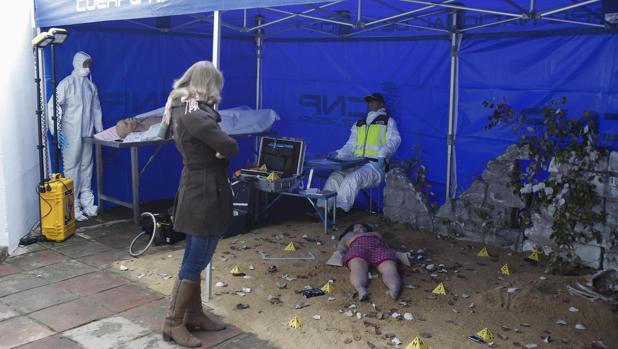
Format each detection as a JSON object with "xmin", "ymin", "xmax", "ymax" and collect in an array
[
  {"xmin": 130, "ymin": 146, "xmax": 140, "ymax": 224},
  {"xmin": 95, "ymin": 143, "xmax": 103, "ymax": 213},
  {"xmin": 324, "ymin": 199, "xmax": 328, "ymax": 234},
  {"xmin": 332, "ymin": 196, "xmax": 336, "ymax": 227}
]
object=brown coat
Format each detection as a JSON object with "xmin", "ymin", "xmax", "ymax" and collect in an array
[{"xmin": 171, "ymin": 100, "xmax": 238, "ymax": 236}]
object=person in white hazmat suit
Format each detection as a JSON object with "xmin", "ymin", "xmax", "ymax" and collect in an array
[
  {"xmin": 320, "ymin": 93, "xmax": 401, "ymax": 212},
  {"xmin": 47, "ymin": 51, "xmax": 103, "ymax": 221}
]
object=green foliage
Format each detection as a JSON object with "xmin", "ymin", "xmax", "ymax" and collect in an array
[
  {"xmin": 484, "ymin": 97, "xmax": 606, "ymax": 269},
  {"xmin": 391, "ymin": 144, "xmax": 433, "ymax": 199}
]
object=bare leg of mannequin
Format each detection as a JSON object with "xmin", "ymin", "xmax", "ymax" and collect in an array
[
  {"xmin": 378, "ymin": 260, "xmax": 401, "ymax": 299},
  {"xmin": 348, "ymin": 258, "xmax": 370, "ymax": 301}
]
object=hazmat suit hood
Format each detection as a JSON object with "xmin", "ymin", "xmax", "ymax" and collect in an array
[{"xmin": 71, "ymin": 51, "xmax": 91, "ymax": 77}]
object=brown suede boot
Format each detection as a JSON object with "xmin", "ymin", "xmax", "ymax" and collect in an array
[
  {"xmin": 185, "ymin": 282, "xmax": 227, "ymax": 332},
  {"xmin": 162, "ymin": 279, "xmax": 202, "ymax": 347}
]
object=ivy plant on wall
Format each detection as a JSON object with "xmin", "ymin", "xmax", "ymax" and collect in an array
[{"xmin": 484, "ymin": 97, "xmax": 606, "ymax": 271}]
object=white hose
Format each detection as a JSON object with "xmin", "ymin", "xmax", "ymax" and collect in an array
[{"xmin": 129, "ymin": 212, "xmax": 157, "ymax": 257}]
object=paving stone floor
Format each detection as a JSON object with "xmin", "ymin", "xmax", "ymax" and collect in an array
[{"xmin": 0, "ymin": 204, "xmax": 279, "ymax": 349}]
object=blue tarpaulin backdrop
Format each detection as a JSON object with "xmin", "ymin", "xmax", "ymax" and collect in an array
[{"xmin": 37, "ymin": 1, "xmax": 618, "ymax": 208}]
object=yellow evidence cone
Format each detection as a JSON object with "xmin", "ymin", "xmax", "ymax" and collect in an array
[
  {"xmin": 266, "ymin": 172, "xmax": 280, "ymax": 182},
  {"xmin": 476, "ymin": 328, "xmax": 494, "ymax": 342},
  {"xmin": 500, "ymin": 264, "xmax": 511, "ymax": 276},
  {"xmin": 284, "ymin": 242, "xmax": 297, "ymax": 251},
  {"xmin": 477, "ymin": 246, "xmax": 490, "ymax": 257},
  {"xmin": 405, "ymin": 336, "xmax": 429, "ymax": 349},
  {"xmin": 259, "ymin": 164, "xmax": 268, "ymax": 171},
  {"xmin": 230, "ymin": 265, "xmax": 242, "ymax": 274},
  {"xmin": 321, "ymin": 282, "xmax": 335, "ymax": 294},
  {"xmin": 288, "ymin": 316, "xmax": 302, "ymax": 329},
  {"xmin": 527, "ymin": 250, "xmax": 540, "ymax": 262},
  {"xmin": 432, "ymin": 282, "xmax": 447, "ymax": 296}
]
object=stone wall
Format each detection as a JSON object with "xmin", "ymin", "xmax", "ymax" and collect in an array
[
  {"xmin": 383, "ymin": 145, "xmax": 618, "ymax": 270},
  {"xmin": 433, "ymin": 145, "xmax": 527, "ymax": 250},
  {"xmin": 524, "ymin": 151, "xmax": 618, "ymax": 269},
  {"xmin": 383, "ymin": 168, "xmax": 433, "ymax": 231}
]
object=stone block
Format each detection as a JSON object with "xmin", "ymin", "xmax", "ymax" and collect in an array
[
  {"xmin": 460, "ymin": 180, "xmax": 486, "ymax": 206},
  {"xmin": 482, "ymin": 160, "xmax": 514, "ymax": 185},
  {"xmin": 0, "ymin": 316, "xmax": 55, "ymax": 348},
  {"xmin": 383, "ymin": 206, "xmax": 407, "ymax": 224},
  {"xmin": 609, "ymin": 151, "xmax": 618, "ymax": 174},
  {"xmin": 607, "ymin": 175, "xmax": 618, "ymax": 200},
  {"xmin": 385, "ymin": 168, "xmax": 409, "ymax": 187},
  {"xmin": 487, "ymin": 183, "xmax": 524, "ymax": 208},
  {"xmin": 496, "ymin": 144, "xmax": 529, "ymax": 162},
  {"xmin": 87, "ymin": 284, "xmax": 163, "ymax": 313},
  {"xmin": 384, "ymin": 187, "xmax": 405, "ymax": 207},
  {"xmin": 433, "ymin": 221, "xmax": 450, "ymax": 237},
  {"xmin": 26, "ymin": 259, "xmax": 96, "ymax": 283},
  {"xmin": 435, "ymin": 200, "xmax": 454, "ymax": 220},
  {"xmin": 30, "ymin": 298, "xmax": 112, "ymax": 332},
  {"xmin": 603, "ymin": 245, "xmax": 618, "ymax": 271},
  {"xmin": 573, "ymin": 243, "xmax": 602, "ymax": 269},
  {"xmin": 404, "ymin": 190, "xmax": 430, "ymax": 214},
  {"xmin": 416, "ymin": 214, "xmax": 434, "ymax": 231},
  {"xmin": 63, "ymin": 316, "xmax": 150, "ymax": 349},
  {"xmin": 524, "ymin": 212, "xmax": 553, "ymax": 246},
  {"xmin": 0, "ymin": 284, "xmax": 79, "ymax": 314},
  {"xmin": 494, "ymin": 229, "xmax": 522, "ymax": 250}
]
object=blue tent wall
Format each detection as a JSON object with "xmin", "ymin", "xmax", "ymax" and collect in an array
[
  {"xmin": 42, "ymin": 17, "xmax": 618, "ymax": 209},
  {"xmin": 44, "ymin": 27, "xmax": 256, "ymax": 205},
  {"xmin": 260, "ymin": 32, "xmax": 618, "ymax": 204},
  {"xmin": 456, "ymin": 33, "xmax": 618, "ymax": 196},
  {"xmin": 261, "ymin": 38, "xmax": 451, "ymax": 202}
]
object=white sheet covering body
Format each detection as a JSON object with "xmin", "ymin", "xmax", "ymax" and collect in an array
[{"xmin": 94, "ymin": 106, "xmax": 279, "ymax": 142}]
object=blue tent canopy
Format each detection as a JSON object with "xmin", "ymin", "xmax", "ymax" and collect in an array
[{"xmin": 34, "ymin": 1, "xmax": 618, "ymax": 207}]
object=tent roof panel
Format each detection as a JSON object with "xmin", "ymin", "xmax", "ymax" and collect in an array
[{"xmin": 34, "ymin": 0, "xmax": 324, "ymax": 27}]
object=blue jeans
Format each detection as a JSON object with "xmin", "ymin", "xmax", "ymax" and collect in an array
[{"xmin": 178, "ymin": 234, "xmax": 220, "ymax": 282}]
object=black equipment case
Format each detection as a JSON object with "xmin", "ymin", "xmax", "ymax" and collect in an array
[{"xmin": 239, "ymin": 137, "xmax": 306, "ymax": 192}]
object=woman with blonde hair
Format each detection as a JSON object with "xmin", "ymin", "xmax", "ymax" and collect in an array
[{"xmin": 162, "ymin": 61, "xmax": 238, "ymax": 347}]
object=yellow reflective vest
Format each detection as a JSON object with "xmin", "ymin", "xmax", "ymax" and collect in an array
[{"xmin": 353, "ymin": 114, "xmax": 389, "ymax": 158}]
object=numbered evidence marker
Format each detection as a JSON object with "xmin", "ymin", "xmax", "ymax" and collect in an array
[
  {"xmin": 477, "ymin": 246, "xmax": 490, "ymax": 257},
  {"xmin": 526, "ymin": 250, "xmax": 541, "ymax": 262},
  {"xmin": 405, "ymin": 336, "xmax": 429, "ymax": 349},
  {"xmin": 432, "ymin": 282, "xmax": 447, "ymax": 296},
  {"xmin": 320, "ymin": 282, "xmax": 334, "ymax": 294},
  {"xmin": 500, "ymin": 264, "xmax": 511, "ymax": 276},
  {"xmin": 284, "ymin": 242, "xmax": 297, "ymax": 252},
  {"xmin": 468, "ymin": 327, "xmax": 494, "ymax": 344},
  {"xmin": 288, "ymin": 316, "xmax": 302, "ymax": 329},
  {"xmin": 230, "ymin": 265, "xmax": 245, "ymax": 276}
]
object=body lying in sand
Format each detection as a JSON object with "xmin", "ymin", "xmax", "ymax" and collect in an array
[{"xmin": 334, "ymin": 223, "xmax": 410, "ymax": 301}]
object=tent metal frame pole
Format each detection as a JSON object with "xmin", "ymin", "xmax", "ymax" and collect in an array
[
  {"xmin": 344, "ymin": 20, "xmax": 447, "ymax": 37},
  {"xmin": 357, "ymin": 0, "xmax": 362, "ymax": 25},
  {"xmin": 529, "ymin": 0, "xmax": 535, "ymax": 15},
  {"xmin": 538, "ymin": 0, "xmax": 600, "ymax": 18},
  {"xmin": 367, "ymin": 0, "xmax": 454, "ymax": 26},
  {"xmin": 256, "ymin": 16, "xmax": 264, "ymax": 110},
  {"xmin": 264, "ymin": 7, "xmax": 355, "ymax": 27},
  {"xmin": 543, "ymin": 16, "xmax": 605, "ymax": 28},
  {"xmin": 402, "ymin": 0, "xmax": 522, "ymax": 18},
  {"xmin": 460, "ymin": 17, "xmax": 520, "ymax": 32},
  {"xmin": 446, "ymin": 10, "xmax": 460, "ymax": 201},
  {"xmin": 203, "ymin": 10, "xmax": 222, "ymax": 305},
  {"xmin": 249, "ymin": 1, "xmax": 342, "ymax": 31}
]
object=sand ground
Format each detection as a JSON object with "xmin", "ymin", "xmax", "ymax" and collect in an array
[{"xmin": 112, "ymin": 212, "xmax": 618, "ymax": 349}]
